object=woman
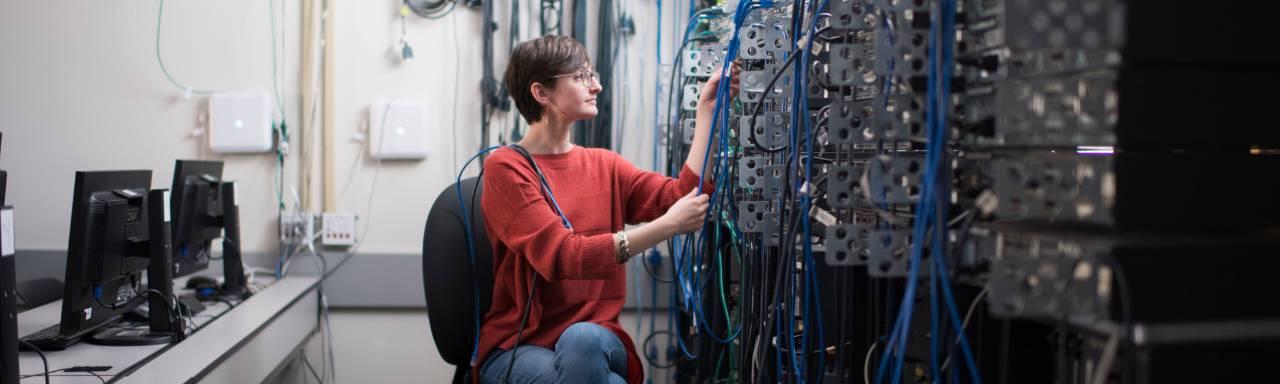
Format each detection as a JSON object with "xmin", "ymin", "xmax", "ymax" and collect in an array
[{"xmin": 477, "ymin": 35, "xmax": 735, "ymax": 384}]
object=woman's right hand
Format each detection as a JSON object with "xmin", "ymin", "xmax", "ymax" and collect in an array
[{"xmin": 662, "ymin": 190, "xmax": 710, "ymax": 235}]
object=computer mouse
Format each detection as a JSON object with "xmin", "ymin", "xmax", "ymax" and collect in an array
[{"xmin": 186, "ymin": 276, "xmax": 221, "ymax": 300}]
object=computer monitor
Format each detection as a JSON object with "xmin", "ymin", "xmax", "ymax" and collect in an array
[
  {"xmin": 169, "ymin": 160, "xmax": 246, "ymax": 298},
  {"xmin": 56, "ymin": 170, "xmax": 152, "ymax": 339},
  {"xmin": 170, "ymin": 160, "xmax": 223, "ymax": 278}
]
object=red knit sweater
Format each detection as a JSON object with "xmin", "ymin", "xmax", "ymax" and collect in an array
[{"xmin": 475, "ymin": 146, "xmax": 713, "ymax": 384}]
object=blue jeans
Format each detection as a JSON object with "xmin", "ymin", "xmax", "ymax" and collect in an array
[{"xmin": 480, "ymin": 322, "xmax": 628, "ymax": 384}]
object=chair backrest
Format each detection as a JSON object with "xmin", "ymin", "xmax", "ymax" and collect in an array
[
  {"xmin": 422, "ymin": 177, "xmax": 494, "ymax": 368},
  {"xmin": 16, "ymin": 277, "xmax": 63, "ymax": 309}
]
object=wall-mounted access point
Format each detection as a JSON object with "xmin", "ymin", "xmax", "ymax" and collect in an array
[
  {"xmin": 209, "ymin": 92, "xmax": 273, "ymax": 154},
  {"xmin": 368, "ymin": 99, "xmax": 430, "ymax": 160}
]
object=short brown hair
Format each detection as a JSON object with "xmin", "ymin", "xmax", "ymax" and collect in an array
[{"xmin": 504, "ymin": 36, "xmax": 591, "ymax": 124}]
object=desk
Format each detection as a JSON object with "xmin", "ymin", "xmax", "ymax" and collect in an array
[{"xmin": 15, "ymin": 275, "xmax": 320, "ymax": 383}]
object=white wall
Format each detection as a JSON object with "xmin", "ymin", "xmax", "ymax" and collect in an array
[
  {"xmin": 327, "ymin": 0, "xmax": 486, "ymax": 255},
  {"xmin": 0, "ymin": 0, "xmax": 302, "ymax": 261}
]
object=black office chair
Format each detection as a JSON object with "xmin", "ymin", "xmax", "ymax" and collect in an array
[
  {"xmin": 16, "ymin": 277, "xmax": 63, "ymax": 309},
  {"xmin": 422, "ymin": 177, "xmax": 494, "ymax": 384}
]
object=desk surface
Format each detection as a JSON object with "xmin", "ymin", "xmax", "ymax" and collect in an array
[{"xmin": 16, "ymin": 275, "xmax": 321, "ymax": 383}]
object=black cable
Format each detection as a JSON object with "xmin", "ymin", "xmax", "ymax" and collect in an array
[
  {"xmin": 136, "ymin": 286, "xmax": 180, "ymax": 329},
  {"xmin": 1111, "ymin": 257, "xmax": 1134, "ymax": 384},
  {"xmin": 14, "ymin": 291, "xmax": 31, "ymax": 308},
  {"xmin": 20, "ymin": 374, "xmax": 117, "ymax": 379},
  {"xmin": 745, "ymin": 10, "xmax": 835, "ymax": 156},
  {"xmin": 18, "ymin": 369, "xmax": 71, "ymax": 379},
  {"xmin": 86, "ymin": 370, "xmax": 107, "ymax": 384},
  {"xmin": 499, "ymin": 145, "xmax": 565, "ymax": 384},
  {"xmin": 998, "ymin": 320, "xmax": 1008, "ymax": 384},
  {"xmin": 507, "ymin": 146, "xmax": 556, "ymax": 206},
  {"xmin": 130, "ymin": 275, "xmax": 173, "ymax": 307},
  {"xmin": 751, "ymin": 234, "xmax": 778, "ymax": 383},
  {"xmin": 470, "ymin": 169, "xmax": 484, "ymax": 238},
  {"xmin": 502, "ymin": 273, "xmax": 539, "ymax": 384},
  {"xmin": 178, "ymin": 298, "xmax": 198, "ymax": 334},
  {"xmin": 755, "ymin": 213, "xmax": 804, "ymax": 383},
  {"xmin": 591, "ymin": 0, "xmax": 616, "ymax": 149},
  {"xmin": 642, "ymin": 252, "xmax": 676, "ymax": 283},
  {"xmin": 816, "ymin": 26, "xmax": 844, "ymax": 42},
  {"xmin": 747, "ymin": 47, "xmax": 803, "ymax": 153},
  {"xmin": 762, "ymin": 52, "xmax": 834, "ymax": 379},
  {"xmin": 540, "ymin": 0, "xmax": 561, "ymax": 35},
  {"xmin": 214, "ymin": 297, "xmax": 237, "ymax": 309},
  {"xmin": 466, "ymin": 166, "xmax": 491, "ymax": 384},
  {"xmin": 663, "ymin": 73, "xmax": 698, "ymax": 182},
  {"xmin": 405, "ymin": 0, "xmax": 456, "ymax": 18},
  {"xmin": 642, "ymin": 330, "xmax": 680, "ymax": 369},
  {"xmin": 663, "ymin": 35, "xmax": 712, "ymax": 179},
  {"xmin": 731, "ymin": 216, "xmax": 753, "ymax": 379},
  {"xmin": 92, "ymin": 284, "xmax": 122, "ymax": 311},
  {"xmin": 19, "ymin": 339, "xmax": 50, "ymax": 384},
  {"xmin": 1056, "ymin": 319, "xmax": 1068, "ymax": 384},
  {"xmin": 508, "ymin": 0, "xmax": 522, "ymax": 144},
  {"xmin": 776, "ymin": 339, "xmax": 858, "ymax": 355},
  {"xmin": 478, "ymin": 0, "xmax": 496, "ymax": 160},
  {"xmin": 467, "ymin": 163, "xmax": 496, "ymax": 382}
]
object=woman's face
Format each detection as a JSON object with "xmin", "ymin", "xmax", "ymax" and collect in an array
[{"xmin": 541, "ymin": 66, "xmax": 603, "ymax": 122}]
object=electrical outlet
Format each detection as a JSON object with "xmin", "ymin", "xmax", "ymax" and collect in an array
[
  {"xmin": 321, "ymin": 212, "xmax": 358, "ymax": 247},
  {"xmin": 280, "ymin": 210, "xmax": 314, "ymax": 246}
]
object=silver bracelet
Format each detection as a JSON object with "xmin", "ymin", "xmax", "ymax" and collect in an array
[{"xmin": 615, "ymin": 231, "xmax": 631, "ymax": 263}]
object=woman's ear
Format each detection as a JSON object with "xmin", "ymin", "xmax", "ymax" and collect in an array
[{"xmin": 531, "ymin": 82, "xmax": 552, "ymax": 106}]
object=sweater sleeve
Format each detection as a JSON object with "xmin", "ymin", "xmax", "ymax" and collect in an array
[
  {"xmin": 615, "ymin": 153, "xmax": 717, "ymax": 225},
  {"xmin": 482, "ymin": 156, "xmax": 618, "ymax": 282}
]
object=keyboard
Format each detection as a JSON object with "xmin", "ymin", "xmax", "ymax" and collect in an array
[{"xmin": 19, "ymin": 324, "xmax": 78, "ymax": 351}]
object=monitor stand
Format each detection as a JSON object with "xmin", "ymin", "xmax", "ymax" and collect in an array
[
  {"xmin": 219, "ymin": 182, "xmax": 248, "ymax": 300},
  {"xmin": 86, "ymin": 189, "xmax": 184, "ymax": 346}
]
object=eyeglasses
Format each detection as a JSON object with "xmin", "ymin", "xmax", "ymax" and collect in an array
[{"xmin": 550, "ymin": 69, "xmax": 600, "ymax": 87}]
